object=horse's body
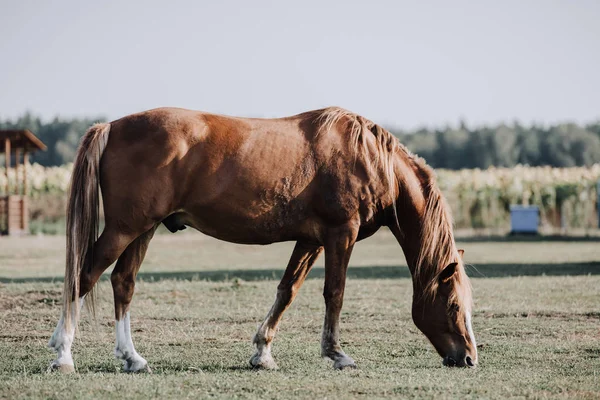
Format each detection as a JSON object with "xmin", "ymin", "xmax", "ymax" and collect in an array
[
  {"xmin": 49, "ymin": 107, "xmax": 477, "ymax": 373},
  {"xmin": 105, "ymin": 107, "xmax": 388, "ymax": 245}
]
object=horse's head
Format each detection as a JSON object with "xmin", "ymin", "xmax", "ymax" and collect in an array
[{"xmin": 411, "ymin": 250, "xmax": 478, "ymax": 368}]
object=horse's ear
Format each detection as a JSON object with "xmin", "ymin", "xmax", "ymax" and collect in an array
[
  {"xmin": 439, "ymin": 262, "xmax": 458, "ymax": 284},
  {"xmin": 458, "ymin": 249, "xmax": 464, "ymax": 259}
]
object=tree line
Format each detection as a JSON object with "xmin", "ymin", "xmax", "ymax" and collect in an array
[
  {"xmin": 1, "ymin": 112, "xmax": 599, "ymax": 168},
  {"xmin": 0, "ymin": 113, "xmax": 104, "ymax": 167},
  {"xmin": 391, "ymin": 121, "xmax": 600, "ymax": 169}
]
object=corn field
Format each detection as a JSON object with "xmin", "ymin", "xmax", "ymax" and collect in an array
[
  {"xmin": 1, "ymin": 163, "xmax": 599, "ymax": 233},
  {"xmin": 436, "ymin": 165, "xmax": 600, "ymax": 232}
]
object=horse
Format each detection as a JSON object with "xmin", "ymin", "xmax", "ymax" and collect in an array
[{"xmin": 48, "ymin": 106, "xmax": 477, "ymax": 373}]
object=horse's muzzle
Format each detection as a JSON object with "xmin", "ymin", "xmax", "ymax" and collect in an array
[{"xmin": 443, "ymin": 355, "xmax": 477, "ymax": 368}]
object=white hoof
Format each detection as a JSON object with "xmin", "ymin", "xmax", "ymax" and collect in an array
[
  {"xmin": 118, "ymin": 354, "xmax": 151, "ymax": 373},
  {"xmin": 249, "ymin": 352, "xmax": 279, "ymax": 370},
  {"xmin": 333, "ymin": 355, "xmax": 357, "ymax": 370},
  {"xmin": 124, "ymin": 360, "xmax": 152, "ymax": 373},
  {"xmin": 116, "ymin": 347, "xmax": 151, "ymax": 373},
  {"xmin": 48, "ymin": 360, "xmax": 75, "ymax": 374}
]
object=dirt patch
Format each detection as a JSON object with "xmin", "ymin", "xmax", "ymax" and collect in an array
[
  {"xmin": 0, "ymin": 289, "xmax": 62, "ymax": 311},
  {"xmin": 0, "ymin": 334, "xmax": 49, "ymax": 342},
  {"xmin": 583, "ymin": 348, "xmax": 600, "ymax": 359},
  {"xmin": 480, "ymin": 311, "xmax": 600, "ymax": 320}
]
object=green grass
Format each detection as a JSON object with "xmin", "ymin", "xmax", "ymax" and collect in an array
[{"xmin": 0, "ymin": 231, "xmax": 599, "ymax": 399}]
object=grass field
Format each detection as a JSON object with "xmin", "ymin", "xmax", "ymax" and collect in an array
[{"xmin": 1, "ymin": 230, "xmax": 599, "ymax": 399}]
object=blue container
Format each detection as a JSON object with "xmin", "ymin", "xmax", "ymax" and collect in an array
[{"xmin": 510, "ymin": 205, "xmax": 539, "ymax": 234}]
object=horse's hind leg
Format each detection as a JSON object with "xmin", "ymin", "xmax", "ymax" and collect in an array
[
  {"xmin": 49, "ymin": 227, "xmax": 141, "ymax": 373},
  {"xmin": 47, "ymin": 297, "xmax": 85, "ymax": 373},
  {"xmin": 250, "ymin": 242, "xmax": 323, "ymax": 369},
  {"xmin": 111, "ymin": 226, "xmax": 157, "ymax": 373}
]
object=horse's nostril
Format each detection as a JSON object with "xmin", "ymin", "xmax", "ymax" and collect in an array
[{"xmin": 466, "ymin": 356, "xmax": 475, "ymax": 367}]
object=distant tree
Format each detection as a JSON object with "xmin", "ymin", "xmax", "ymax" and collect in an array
[
  {"xmin": 436, "ymin": 127, "xmax": 469, "ymax": 169},
  {"xmin": 396, "ymin": 128, "xmax": 438, "ymax": 165},
  {"xmin": 491, "ymin": 125, "xmax": 518, "ymax": 167},
  {"xmin": 514, "ymin": 122, "xmax": 541, "ymax": 166},
  {"xmin": 586, "ymin": 122, "xmax": 600, "ymax": 139},
  {"xmin": 539, "ymin": 124, "xmax": 598, "ymax": 167},
  {"xmin": 465, "ymin": 128, "xmax": 494, "ymax": 169}
]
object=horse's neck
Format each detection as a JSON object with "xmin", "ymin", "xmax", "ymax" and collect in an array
[
  {"xmin": 390, "ymin": 214, "xmax": 423, "ymax": 278},
  {"xmin": 388, "ymin": 159, "xmax": 429, "ymax": 279}
]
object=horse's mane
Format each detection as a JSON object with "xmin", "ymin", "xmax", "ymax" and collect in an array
[
  {"xmin": 403, "ymin": 166, "xmax": 471, "ymax": 306},
  {"xmin": 315, "ymin": 106, "xmax": 399, "ymax": 216},
  {"xmin": 315, "ymin": 106, "xmax": 397, "ymax": 166},
  {"xmin": 315, "ymin": 107, "xmax": 471, "ymax": 307},
  {"xmin": 418, "ymin": 183, "xmax": 471, "ymax": 302}
]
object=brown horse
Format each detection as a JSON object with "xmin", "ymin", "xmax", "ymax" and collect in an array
[{"xmin": 48, "ymin": 107, "xmax": 477, "ymax": 373}]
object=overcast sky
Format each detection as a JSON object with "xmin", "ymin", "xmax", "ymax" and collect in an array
[{"xmin": 1, "ymin": 0, "xmax": 598, "ymax": 129}]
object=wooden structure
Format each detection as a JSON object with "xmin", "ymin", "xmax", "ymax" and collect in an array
[{"xmin": 1, "ymin": 130, "xmax": 46, "ymax": 235}]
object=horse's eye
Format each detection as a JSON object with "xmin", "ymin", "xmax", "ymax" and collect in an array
[{"xmin": 449, "ymin": 303, "xmax": 460, "ymax": 313}]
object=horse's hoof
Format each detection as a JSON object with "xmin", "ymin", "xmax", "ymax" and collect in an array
[
  {"xmin": 249, "ymin": 353, "xmax": 279, "ymax": 370},
  {"xmin": 333, "ymin": 356, "xmax": 357, "ymax": 370},
  {"xmin": 48, "ymin": 362, "xmax": 75, "ymax": 374},
  {"xmin": 124, "ymin": 361, "xmax": 152, "ymax": 373},
  {"xmin": 131, "ymin": 364, "xmax": 152, "ymax": 374}
]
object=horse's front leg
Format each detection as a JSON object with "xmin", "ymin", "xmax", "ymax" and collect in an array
[
  {"xmin": 321, "ymin": 221, "xmax": 359, "ymax": 369},
  {"xmin": 250, "ymin": 242, "xmax": 323, "ymax": 369}
]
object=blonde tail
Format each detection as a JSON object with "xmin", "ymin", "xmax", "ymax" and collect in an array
[{"xmin": 63, "ymin": 123, "xmax": 110, "ymax": 331}]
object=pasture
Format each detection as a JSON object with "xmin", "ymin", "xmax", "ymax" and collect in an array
[{"xmin": 1, "ymin": 230, "xmax": 599, "ymax": 399}]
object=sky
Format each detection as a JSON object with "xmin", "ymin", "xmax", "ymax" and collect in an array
[{"xmin": 1, "ymin": 0, "xmax": 599, "ymax": 129}]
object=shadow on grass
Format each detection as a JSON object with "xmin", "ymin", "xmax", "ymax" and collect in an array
[
  {"xmin": 2, "ymin": 262, "xmax": 599, "ymax": 283},
  {"xmin": 76, "ymin": 363, "xmax": 251, "ymax": 375}
]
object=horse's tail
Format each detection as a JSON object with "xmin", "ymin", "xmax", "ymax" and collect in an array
[{"xmin": 63, "ymin": 122, "xmax": 111, "ymax": 331}]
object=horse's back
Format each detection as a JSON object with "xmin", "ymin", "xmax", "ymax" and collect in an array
[{"xmin": 107, "ymin": 107, "xmax": 318, "ymax": 156}]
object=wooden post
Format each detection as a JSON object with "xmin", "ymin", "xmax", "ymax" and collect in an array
[
  {"xmin": 23, "ymin": 152, "xmax": 29, "ymax": 196},
  {"xmin": 15, "ymin": 148, "xmax": 21, "ymax": 196},
  {"xmin": 597, "ymin": 180, "xmax": 600, "ymax": 229},
  {"xmin": 4, "ymin": 138, "xmax": 9, "ymax": 195},
  {"xmin": 15, "ymin": 148, "xmax": 22, "ymax": 232},
  {"xmin": 21, "ymin": 150, "xmax": 28, "ymax": 233}
]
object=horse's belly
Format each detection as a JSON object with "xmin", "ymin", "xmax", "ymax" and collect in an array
[
  {"xmin": 178, "ymin": 156, "xmax": 317, "ymax": 244},
  {"xmin": 179, "ymin": 198, "xmax": 314, "ymax": 245}
]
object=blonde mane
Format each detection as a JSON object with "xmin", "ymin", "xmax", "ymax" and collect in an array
[
  {"xmin": 316, "ymin": 107, "xmax": 399, "ymax": 217},
  {"xmin": 316, "ymin": 107, "xmax": 470, "ymax": 306},
  {"xmin": 413, "ymin": 171, "xmax": 472, "ymax": 307},
  {"xmin": 316, "ymin": 107, "xmax": 398, "ymax": 164}
]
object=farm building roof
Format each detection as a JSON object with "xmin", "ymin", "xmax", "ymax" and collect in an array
[{"xmin": 0, "ymin": 130, "xmax": 47, "ymax": 152}]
